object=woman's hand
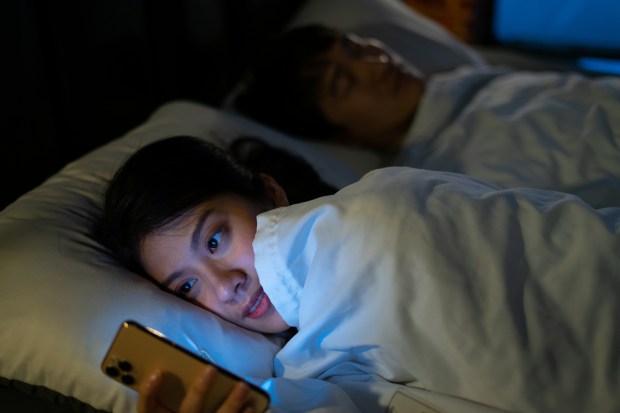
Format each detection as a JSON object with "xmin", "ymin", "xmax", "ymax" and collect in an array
[{"xmin": 137, "ymin": 365, "xmax": 254, "ymax": 413}]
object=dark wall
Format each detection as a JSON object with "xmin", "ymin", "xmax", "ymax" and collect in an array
[{"xmin": 4, "ymin": 0, "xmax": 303, "ymax": 211}]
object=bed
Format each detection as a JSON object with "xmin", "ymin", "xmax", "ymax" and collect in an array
[
  {"xmin": 2, "ymin": 0, "xmax": 619, "ymax": 412},
  {"xmin": 394, "ymin": 66, "xmax": 620, "ymax": 207}
]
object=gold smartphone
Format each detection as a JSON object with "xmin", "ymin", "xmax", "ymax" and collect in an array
[{"xmin": 101, "ymin": 320, "xmax": 270, "ymax": 413}]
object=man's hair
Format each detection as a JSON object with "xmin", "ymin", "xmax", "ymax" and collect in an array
[
  {"xmin": 229, "ymin": 136, "xmax": 337, "ymax": 204},
  {"xmin": 234, "ymin": 24, "xmax": 343, "ymax": 140}
]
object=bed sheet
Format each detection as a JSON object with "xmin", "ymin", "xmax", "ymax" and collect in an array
[
  {"xmin": 0, "ymin": 100, "xmax": 380, "ymax": 413},
  {"xmin": 3, "ymin": 99, "xmax": 512, "ymax": 413},
  {"xmin": 394, "ymin": 66, "xmax": 620, "ymax": 208},
  {"xmin": 254, "ymin": 167, "xmax": 620, "ymax": 413}
]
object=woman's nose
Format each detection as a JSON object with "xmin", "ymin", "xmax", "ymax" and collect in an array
[{"xmin": 210, "ymin": 268, "xmax": 245, "ymax": 302}]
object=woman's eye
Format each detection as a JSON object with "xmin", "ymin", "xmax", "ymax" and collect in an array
[
  {"xmin": 176, "ymin": 278, "xmax": 197, "ymax": 296},
  {"xmin": 206, "ymin": 229, "xmax": 223, "ymax": 254}
]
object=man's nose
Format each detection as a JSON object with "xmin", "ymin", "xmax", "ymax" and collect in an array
[
  {"xmin": 351, "ymin": 59, "xmax": 389, "ymax": 86},
  {"xmin": 359, "ymin": 51, "xmax": 390, "ymax": 65}
]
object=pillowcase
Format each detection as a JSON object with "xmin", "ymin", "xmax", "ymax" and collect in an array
[
  {"xmin": 287, "ymin": 0, "xmax": 486, "ymax": 78},
  {"xmin": 221, "ymin": 0, "xmax": 486, "ymax": 158},
  {"xmin": 0, "ymin": 100, "xmax": 369, "ymax": 413}
]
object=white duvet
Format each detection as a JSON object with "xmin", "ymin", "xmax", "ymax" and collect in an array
[
  {"xmin": 395, "ymin": 67, "xmax": 620, "ymax": 208},
  {"xmin": 253, "ymin": 167, "xmax": 620, "ymax": 413}
]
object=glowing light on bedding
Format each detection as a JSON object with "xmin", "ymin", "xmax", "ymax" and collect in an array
[
  {"xmin": 577, "ymin": 57, "xmax": 620, "ymax": 76},
  {"xmin": 493, "ymin": 0, "xmax": 620, "ymax": 53}
]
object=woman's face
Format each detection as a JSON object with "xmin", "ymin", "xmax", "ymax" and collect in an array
[
  {"xmin": 140, "ymin": 193, "xmax": 290, "ymax": 334},
  {"xmin": 316, "ymin": 33, "xmax": 425, "ymax": 150}
]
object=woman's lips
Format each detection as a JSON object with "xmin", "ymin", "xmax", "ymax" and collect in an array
[{"xmin": 246, "ymin": 289, "xmax": 270, "ymax": 319}]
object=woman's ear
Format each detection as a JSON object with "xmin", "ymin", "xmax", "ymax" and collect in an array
[{"xmin": 261, "ymin": 174, "xmax": 289, "ymax": 207}]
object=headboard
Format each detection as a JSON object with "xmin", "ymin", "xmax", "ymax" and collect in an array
[{"xmin": 6, "ymin": 0, "xmax": 305, "ymax": 211}]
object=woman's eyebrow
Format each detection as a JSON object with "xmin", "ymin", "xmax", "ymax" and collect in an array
[
  {"xmin": 190, "ymin": 208, "xmax": 213, "ymax": 252},
  {"xmin": 163, "ymin": 271, "xmax": 183, "ymax": 289},
  {"xmin": 161, "ymin": 208, "xmax": 213, "ymax": 289}
]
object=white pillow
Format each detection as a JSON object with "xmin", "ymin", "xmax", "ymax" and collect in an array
[
  {"xmin": 288, "ymin": 0, "xmax": 486, "ymax": 77},
  {"xmin": 221, "ymin": 0, "xmax": 486, "ymax": 160},
  {"xmin": 0, "ymin": 101, "xmax": 367, "ymax": 413}
]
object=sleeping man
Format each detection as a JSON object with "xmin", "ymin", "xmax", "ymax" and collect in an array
[
  {"xmin": 233, "ymin": 24, "xmax": 620, "ymax": 208},
  {"xmin": 99, "ymin": 136, "xmax": 620, "ymax": 413}
]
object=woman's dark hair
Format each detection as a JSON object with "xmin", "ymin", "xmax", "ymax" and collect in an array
[
  {"xmin": 230, "ymin": 136, "xmax": 337, "ymax": 204},
  {"xmin": 234, "ymin": 24, "xmax": 343, "ymax": 140},
  {"xmin": 96, "ymin": 136, "xmax": 266, "ymax": 276},
  {"xmin": 96, "ymin": 135, "xmax": 337, "ymax": 276}
]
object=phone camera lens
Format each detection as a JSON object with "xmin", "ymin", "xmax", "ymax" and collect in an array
[
  {"xmin": 121, "ymin": 374, "xmax": 136, "ymax": 385},
  {"xmin": 105, "ymin": 366, "xmax": 120, "ymax": 377},
  {"xmin": 118, "ymin": 360, "xmax": 133, "ymax": 371}
]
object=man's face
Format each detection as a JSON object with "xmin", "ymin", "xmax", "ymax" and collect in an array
[{"xmin": 316, "ymin": 34, "xmax": 425, "ymax": 150}]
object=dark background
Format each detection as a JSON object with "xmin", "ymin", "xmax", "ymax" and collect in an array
[
  {"xmin": 4, "ymin": 0, "xmax": 304, "ymax": 211},
  {"xmin": 7, "ymin": 0, "xmax": 617, "ymax": 211}
]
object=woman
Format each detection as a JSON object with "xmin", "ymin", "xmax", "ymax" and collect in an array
[
  {"xmin": 98, "ymin": 136, "xmax": 334, "ymax": 412},
  {"xmin": 99, "ymin": 136, "xmax": 620, "ymax": 413}
]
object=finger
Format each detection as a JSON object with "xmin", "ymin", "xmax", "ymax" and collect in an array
[
  {"xmin": 137, "ymin": 370, "xmax": 171, "ymax": 413},
  {"xmin": 178, "ymin": 365, "xmax": 218, "ymax": 413},
  {"xmin": 216, "ymin": 381, "xmax": 252, "ymax": 413}
]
